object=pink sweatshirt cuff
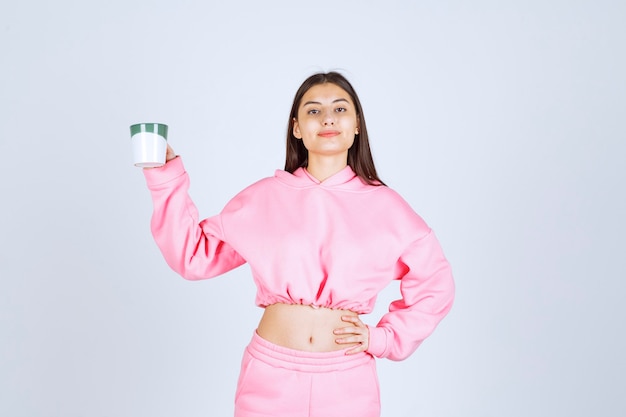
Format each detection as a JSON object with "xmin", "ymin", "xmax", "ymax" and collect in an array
[
  {"xmin": 367, "ymin": 325, "xmax": 389, "ymax": 358},
  {"xmin": 143, "ymin": 156, "xmax": 185, "ymax": 187}
]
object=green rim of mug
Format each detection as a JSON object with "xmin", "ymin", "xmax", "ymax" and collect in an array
[{"xmin": 130, "ymin": 123, "xmax": 168, "ymax": 138}]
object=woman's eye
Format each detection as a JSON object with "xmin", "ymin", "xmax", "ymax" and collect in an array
[
  {"xmin": 335, "ymin": 107, "xmax": 347, "ymax": 113},
  {"xmin": 307, "ymin": 109, "xmax": 320, "ymax": 115}
]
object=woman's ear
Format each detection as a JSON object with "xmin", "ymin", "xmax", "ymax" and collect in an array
[{"xmin": 292, "ymin": 118, "xmax": 302, "ymax": 139}]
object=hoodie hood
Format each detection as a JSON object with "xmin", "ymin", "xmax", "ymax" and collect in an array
[{"xmin": 274, "ymin": 165, "xmax": 375, "ymax": 191}]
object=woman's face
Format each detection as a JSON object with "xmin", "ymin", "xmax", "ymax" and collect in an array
[{"xmin": 293, "ymin": 83, "xmax": 359, "ymax": 163}]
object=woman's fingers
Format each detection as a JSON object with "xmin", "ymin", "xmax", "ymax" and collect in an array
[
  {"xmin": 334, "ymin": 315, "xmax": 369, "ymax": 354},
  {"xmin": 165, "ymin": 145, "xmax": 177, "ymax": 162}
]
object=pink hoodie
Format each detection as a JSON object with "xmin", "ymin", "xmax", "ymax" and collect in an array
[{"xmin": 144, "ymin": 157, "xmax": 454, "ymax": 361}]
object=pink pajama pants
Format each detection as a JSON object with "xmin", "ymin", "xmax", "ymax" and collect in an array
[{"xmin": 234, "ymin": 331, "xmax": 381, "ymax": 417}]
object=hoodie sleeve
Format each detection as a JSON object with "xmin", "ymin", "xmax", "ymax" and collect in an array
[
  {"xmin": 143, "ymin": 157, "xmax": 246, "ymax": 280},
  {"xmin": 366, "ymin": 229, "xmax": 455, "ymax": 361}
]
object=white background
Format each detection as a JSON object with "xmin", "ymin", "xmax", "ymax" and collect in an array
[{"xmin": 1, "ymin": 1, "xmax": 625, "ymax": 416}]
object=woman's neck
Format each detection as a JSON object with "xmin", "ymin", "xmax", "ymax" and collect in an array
[{"xmin": 306, "ymin": 155, "xmax": 348, "ymax": 182}]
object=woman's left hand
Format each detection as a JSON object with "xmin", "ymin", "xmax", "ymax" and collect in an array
[{"xmin": 334, "ymin": 315, "xmax": 369, "ymax": 355}]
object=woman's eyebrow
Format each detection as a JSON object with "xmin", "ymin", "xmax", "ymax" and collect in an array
[{"xmin": 302, "ymin": 98, "xmax": 350, "ymax": 106}]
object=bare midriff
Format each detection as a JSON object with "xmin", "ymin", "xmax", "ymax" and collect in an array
[{"xmin": 256, "ymin": 303, "xmax": 361, "ymax": 352}]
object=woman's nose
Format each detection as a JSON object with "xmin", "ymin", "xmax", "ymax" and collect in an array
[{"xmin": 322, "ymin": 110, "xmax": 335, "ymax": 125}]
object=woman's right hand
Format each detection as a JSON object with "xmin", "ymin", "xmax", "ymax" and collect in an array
[
  {"xmin": 143, "ymin": 145, "xmax": 177, "ymax": 169},
  {"xmin": 165, "ymin": 145, "xmax": 177, "ymax": 162}
]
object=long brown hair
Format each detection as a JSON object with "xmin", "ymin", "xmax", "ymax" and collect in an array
[{"xmin": 284, "ymin": 72, "xmax": 385, "ymax": 186}]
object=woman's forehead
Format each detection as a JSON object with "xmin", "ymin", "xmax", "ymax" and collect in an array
[{"xmin": 300, "ymin": 83, "xmax": 353, "ymax": 105}]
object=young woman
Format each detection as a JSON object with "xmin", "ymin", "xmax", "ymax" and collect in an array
[{"xmin": 142, "ymin": 72, "xmax": 455, "ymax": 417}]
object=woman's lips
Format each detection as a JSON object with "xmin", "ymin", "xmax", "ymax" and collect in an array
[{"xmin": 318, "ymin": 130, "xmax": 340, "ymax": 138}]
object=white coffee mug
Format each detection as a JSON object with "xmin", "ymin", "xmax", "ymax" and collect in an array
[{"xmin": 130, "ymin": 123, "xmax": 168, "ymax": 167}]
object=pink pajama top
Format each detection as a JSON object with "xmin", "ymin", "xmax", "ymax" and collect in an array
[{"xmin": 144, "ymin": 157, "xmax": 454, "ymax": 361}]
